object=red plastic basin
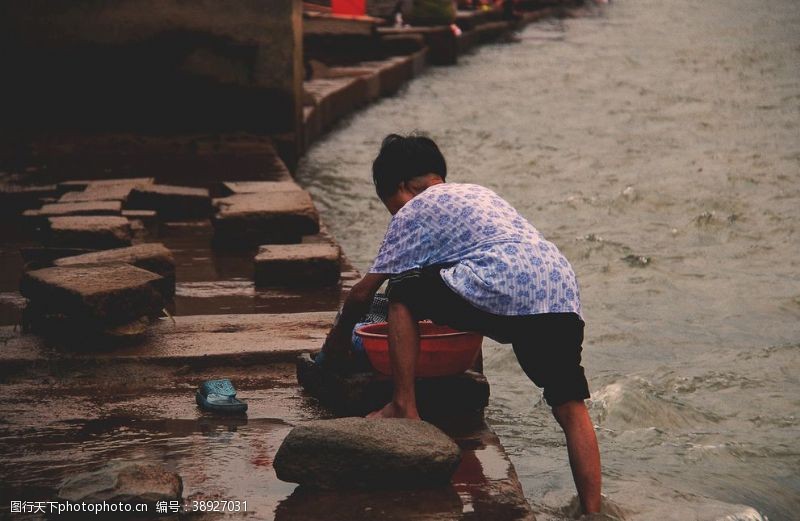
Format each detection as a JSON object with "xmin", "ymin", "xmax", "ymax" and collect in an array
[{"xmin": 355, "ymin": 321, "xmax": 483, "ymax": 377}]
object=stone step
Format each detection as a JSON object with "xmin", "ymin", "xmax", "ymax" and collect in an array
[
  {"xmin": 212, "ymin": 191, "xmax": 320, "ymax": 248},
  {"xmin": 274, "ymin": 417, "xmax": 461, "ymax": 489},
  {"xmin": 20, "ymin": 263, "xmax": 165, "ymax": 329},
  {"xmin": 0, "ymin": 312, "xmax": 336, "ymax": 372},
  {"xmin": 126, "ymin": 184, "xmax": 212, "ymax": 220},
  {"xmin": 58, "ymin": 178, "xmax": 154, "ymax": 203},
  {"xmin": 303, "ymin": 76, "xmax": 369, "ymax": 132},
  {"xmin": 0, "ymin": 183, "xmax": 58, "ymax": 215},
  {"xmin": 255, "ymin": 243, "xmax": 341, "ymax": 287},
  {"xmin": 44, "ymin": 215, "xmax": 132, "ymax": 249},
  {"xmin": 25, "ymin": 200, "xmax": 122, "ymax": 218},
  {"xmin": 218, "ymin": 180, "xmax": 304, "ymax": 196},
  {"xmin": 296, "ymin": 353, "xmax": 490, "ymax": 419},
  {"xmin": 54, "ymin": 243, "xmax": 176, "ymax": 296}
]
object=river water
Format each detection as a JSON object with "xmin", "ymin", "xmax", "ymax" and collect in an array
[{"xmin": 297, "ymin": 1, "xmax": 799, "ymax": 519}]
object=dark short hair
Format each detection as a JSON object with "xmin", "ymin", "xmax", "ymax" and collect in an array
[{"xmin": 372, "ymin": 133, "xmax": 447, "ymax": 199}]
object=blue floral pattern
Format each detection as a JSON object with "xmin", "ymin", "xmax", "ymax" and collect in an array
[{"xmin": 370, "ymin": 183, "xmax": 582, "ymax": 317}]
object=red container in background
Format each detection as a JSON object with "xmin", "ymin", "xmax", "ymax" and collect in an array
[
  {"xmin": 332, "ymin": 0, "xmax": 366, "ymax": 16},
  {"xmin": 356, "ymin": 321, "xmax": 483, "ymax": 377}
]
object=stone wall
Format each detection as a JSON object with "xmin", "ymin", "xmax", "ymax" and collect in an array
[{"xmin": 0, "ymin": 0, "xmax": 303, "ymax": 136}]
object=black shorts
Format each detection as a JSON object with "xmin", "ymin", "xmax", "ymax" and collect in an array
[{"xmin": 386, "ymin": 266, "xmax": 590, "ymax": 407}]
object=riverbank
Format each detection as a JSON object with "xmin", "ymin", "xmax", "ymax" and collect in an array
[
  {"xmin": 295, "ymin": 1, "xmax": 800, "ymax": 519},
  {"xmin": 0, "ymin": 4, "xmax": 592, "ymax": 519}
]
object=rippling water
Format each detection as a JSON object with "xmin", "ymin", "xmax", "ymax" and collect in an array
[{"xmin": 297, "ymin": 1, "xmax": 800, "ymax": 519}]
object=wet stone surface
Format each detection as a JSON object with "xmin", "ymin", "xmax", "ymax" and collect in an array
[
  {"xmin": 255, "ymin": 243, "xmax": 341, "ymax": 287},
  {"xmin": 0, "ymin": 184, "xmax": 58, "ymax": 214},
  {"xmin": 44, "ymin": 215, "xmax": 132, "ymax": 249},
  {"xmin": 54, "ymin": 243, "xmax": 176, "ymax": 297},
  {"xmin": 219, "ymin": 180, "xmax": 304, "ymax": 196},
  {"xmin": 58, "ymin": 178, "xmax": 153, "ymax": 203},
  {"xmin": 274, "ymin": 417, "xmax": 462, "ymax": 489},
  {"xmin": 20, "ymin": 263, "xmax": 164, "ymax": 329},
  {"xmin": 26, "ymin": 200, "xmax": 122, "ymax": 218},
  {"xmin": 212, "ymin": 191, "xmax": 321, "ymax": 247},
  {"xmin": 58, "ymin": 462, "xmax": 182, "ymax": 507},
  {"xmin": 126, "ymin": 184, "xmax": 212, "ymax": 220}
]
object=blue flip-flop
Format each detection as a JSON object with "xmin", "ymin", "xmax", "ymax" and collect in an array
[{"xmin": 196, "ymin": 379, "xmax": 248, "ymax": 413}]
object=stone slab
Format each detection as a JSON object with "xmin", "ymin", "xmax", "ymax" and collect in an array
[
  {"xmin": 274, "ymin": 418, "xmax": 461, "ymax": 489},
  {"xmin": 219, "ymin": 180, "xmax": 304, "ymax": 196},
  {"xmin": 126, "ymin": 184, "xmax": 212, "ymax": 220},
  {"xmin": 378, "ymin": 26, "xmax": 458, "ymax": 65},
  {"xmin": 0, "ymin": 183, "xmax": 58, "ymax": 214},
  {"xmin": 26, "ymin": 200, "xmax": 122, "ymax": 217},
  {"xmin": 359, "ymin": 55, "xmax": 416, "ymax": 97},
  {"xmin": 212, "ymin": 191, "xmax": 320, "ymax": 247},
  {"xmin": 121, "ymin": 209, "xmax": 159, "ymax": 232},
  {"xmin": 255, "ymin": 244, "xmax": 341, "ymax": 287},
  {"xmin": 54, "ymin": 243, "xmax": 176, "ymax": 296},
  {"xmin": 0, "ymin": 312, "xmax": 336, "ymax": 370},
  {"xmin": 20, "ymin": 263, "xmax": 165, "ymax": 327},
  {"xmin": 58, "ymin": 177, "xmax": 155, "ymax": 193},
  {"xmin": 45, "ymin": 216, "xmax": 132, "ymax": 249},
  {"xmin": 327, "ymin": 67, "xmax": 382, "ymax": 102},
  {"xmin": 303, "ymin": 76, "xmax": 369, "ymax": 131},
  {"xmin": 296, "ymin": 353, "xmax": 490, "ymax": 419},
  {"xmin": 58, "ymin": 178, "xmax": 154, "ymax": 203},
  {"xmin": 303, "ymin": 104, "xmax": 323, "ymax": 150}
]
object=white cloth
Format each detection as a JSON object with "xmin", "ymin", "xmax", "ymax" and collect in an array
[{"xmin": 369, "ymin": 183, "xmax": 582, "ymax": 317}]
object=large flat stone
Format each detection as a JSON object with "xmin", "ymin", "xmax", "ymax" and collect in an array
[
  {"xmin": 26, "ymin": 200, "xmax": 122, "ymax": 217},
  {"xmin": 0, "ymin": 312, "xmax": 336, "ymax": 370},
  {"xmin": 219, "ymin": 180, "xmax": 304, "ymax": 196},
  {"xmin": 45, "ymin": 216, "xmax": 132, "ymax": 249},
  {"xmin": 20, "ymin": 263, "xmax": 164, "ymax": 328},
  {"xmin": 296, "ymin": 353, "xmax": 490, "ymax": 419},
  {"xmin": 255, "ymin": 243, "xmax": 341, "ymax": 287},
  {"xmin": 212, "ymin": 191, "xmax": 320, "ymax": 247},
  {"xmin": 54, "ymin": 243, "xmax": 176, "ymax": 296},
  {"xmin": 274, "ymin": 418, "xmax": 461, "ymax": 489},
  {"xmin": 58, "ymin": 178, "xmax": 154, "ymax": 203},
  {"xmin": 126, "ymin": 184, "xmax": 212, "ymax": 220},
  {"xmin": 358, "ymin": 55, "xmax": 416, "ymax": 96},
  {"xmin": 20, "ymin": 247, "xmax": 97, "ymax": 265},
  {"xmin": 303, "ymin": 76, "xmax": 369, "ymax": 131}
]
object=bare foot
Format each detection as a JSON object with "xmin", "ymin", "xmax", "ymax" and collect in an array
[{"xmin": 366, "ymin": 401, "xmax": 421, "ymax": 420}]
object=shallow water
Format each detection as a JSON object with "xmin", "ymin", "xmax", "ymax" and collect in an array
[{"xmin": 297, "ymin": 1, "xmax": 800, "ymax": 519}]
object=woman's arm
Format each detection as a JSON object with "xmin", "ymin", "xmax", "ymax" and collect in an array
[{"xmin": 322, "ymin": 272, "xmax": 389, "ymax": 357}]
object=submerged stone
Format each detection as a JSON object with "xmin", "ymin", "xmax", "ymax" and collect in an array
[
  {"xmin": 54, "ymin": 243, "xmax": 176, "ymax": 296},
  {"xmin": 58, "ymin": 462, "xmax": 182, "ymax": 506},
  {"xmin": 45, "ymin": 216, "xmax": 132, "ymax": 249},
  {"xmin": 255, "ymin": 244, "xmax": 340, "ymax": 287},
  {"xmin": 212, "ymin": 191, "xmax": 320, "ymax": 247},
  {"xmin": 126, "ymin": 184, "xmax": 212, "ymax": 219},
  {"xmin": 274, "ymin": 417, "xmax": 461, "ymax": 489},
  {"xmin": 20, "ymin": 263, "xmax": 164, "ymax": 326}
]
